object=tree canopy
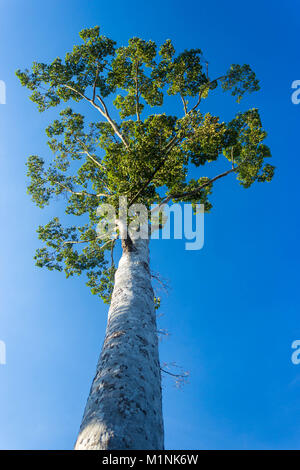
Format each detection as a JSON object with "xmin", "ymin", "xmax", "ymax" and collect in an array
[{"xmin": 16, "ymin": 26, "xmax": 274, "ymax": 303}]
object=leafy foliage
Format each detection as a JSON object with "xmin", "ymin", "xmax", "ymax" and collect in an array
[{"xmin": 17, "ymin": 26, "xmax": 274, "ymax": 303}]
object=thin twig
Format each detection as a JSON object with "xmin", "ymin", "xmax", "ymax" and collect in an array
[
  {"xmin": 160, "ymin": 368, "xmax": 189, "ymax": 379},
  {"xmin": 74, "ymin": 137, "xmax": 105, "ymax": 170}
]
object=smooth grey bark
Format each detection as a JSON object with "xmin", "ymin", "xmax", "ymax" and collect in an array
[{"xmin": 74, "ymin": 237, "xmax": 164, "ymax": 450}]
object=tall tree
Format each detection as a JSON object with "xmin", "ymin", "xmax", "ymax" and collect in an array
[{"xmin": 17, "ymin": 26, "xmax": 274, "ymax": 450}]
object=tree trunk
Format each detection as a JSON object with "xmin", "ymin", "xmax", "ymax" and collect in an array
[{"xmin": 74, "ymin": 237, "xmax": 164, "ymax": 450}]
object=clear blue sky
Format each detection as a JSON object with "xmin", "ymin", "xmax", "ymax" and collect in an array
[{"xmin": 0, "ymin": 0, "xmax": 299, "ymax": 450}]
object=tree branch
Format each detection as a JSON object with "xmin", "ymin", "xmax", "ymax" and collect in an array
[
  {"xmin": 190, "ymin": 75, "xmax": 225, "ymax": 113},
  {"xmin": 129, "ymin": 135, "xmax": 184, "ymax": 205},
  {"xmin": 62, "ymin": 238, "xmax": 115, "ymax": 250},
  {"xmin": 96, "ymin": 95, "xmax": 130, "ymax": 150},
  {"xmin": 62, "ymin": 238, "xmax": 95, "ymax": 246},
  {"xmin": 92, "ymin": 65, "xmax": 100, "ymax": 103},
  {"xmin": 151, "ymin": 167, "xmax": 236, "ymax": 214},
  {"xmin": 162, "ymin": 75, "xmax": 227, "ymax": 156},
  {"xmin": 135, "ymin": 62, "xmax": 141, "ymax": 122},
  {"xmin": 62, "ymin": 84, "xmax": 130, "ymax": 150},
  {"xmin": 171, "ymin": 167, "xmax": 235, "ymax": 200},
  {"xmin": 180, "ymin": 93, "xmax": 188, "ymax": 115},
  {"xmin": 52, "ymin": 180, "xmax": 107, "ymax": 198}
]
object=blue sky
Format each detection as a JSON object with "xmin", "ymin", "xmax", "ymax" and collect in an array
[{"xmin": 0, "ymin": 0, "xmax": 299, "ymax": 450}]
